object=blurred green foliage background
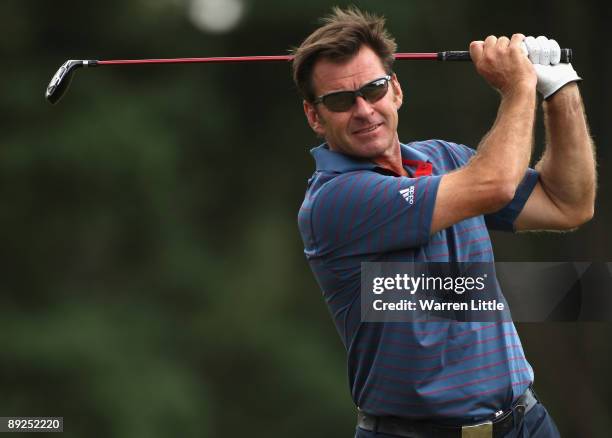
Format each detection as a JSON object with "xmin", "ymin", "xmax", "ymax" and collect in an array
[{"xmin": 0, "ymin": 0, "xmax": 610, "ymax": 436}]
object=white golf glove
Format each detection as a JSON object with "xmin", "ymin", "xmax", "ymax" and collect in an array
[{"xmin": 522, "ymin": 35, "xmax": 581, "ymax": 99}]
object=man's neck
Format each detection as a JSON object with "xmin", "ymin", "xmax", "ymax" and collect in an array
[{"xmin": 372, "ymin": 140, "xmax": 407, "ymax": 177}]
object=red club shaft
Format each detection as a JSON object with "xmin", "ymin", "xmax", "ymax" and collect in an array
[
  {"xmin": 96, "ymin": 53, "xmax": 440, "ymax": 65},
  {"xmin": 98, "ymin": 56, "xmax": 294, "ymax": 64},
  {"xmin": 394, "ymin": 53, "xmax": 438, "ymax": 60}
]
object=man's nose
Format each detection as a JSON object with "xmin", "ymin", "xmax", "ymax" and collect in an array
[{"xmin": 353, "ymin": 95, "xmax": 375, "ymax": 116}]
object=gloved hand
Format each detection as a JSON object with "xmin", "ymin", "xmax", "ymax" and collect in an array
[{"xmin": 522, "ymin": 36, "xmax": 581, "ymax": 99}]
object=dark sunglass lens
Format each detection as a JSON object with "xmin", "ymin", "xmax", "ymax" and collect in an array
[
  {"xmin": 362, "ymin": 79, "xmax": 389, "ymax": 103},
  {"xmin": 324, "ymin": 92, "xmax": 355, "ymax": 112}
]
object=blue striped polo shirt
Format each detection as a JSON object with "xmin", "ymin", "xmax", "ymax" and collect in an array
[{"xmin": 297, "ymin": 139, "xmax": 540, "ymax": 422}]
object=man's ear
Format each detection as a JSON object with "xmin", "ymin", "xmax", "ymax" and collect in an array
[
  {"xmin": 303, "ymin": 100, "xmax": 326, "ymax": 137},
  {"xmin": 391, "ymin": 73, "xmax": 403, "ymax": 110}
]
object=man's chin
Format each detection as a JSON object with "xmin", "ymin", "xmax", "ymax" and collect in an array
[
  {"xmin": 328, "ymin": 137, "xmax": 393, "ymax": 159},
  {"xmin": 348, "ymin": 141, "xmax": 390, "ymax": 159}
]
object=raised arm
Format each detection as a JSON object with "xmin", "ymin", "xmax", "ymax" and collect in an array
[
  {"xmin": 514, "ymin": 38, "xmax": 596, "ymax": 231},
  {"xmin": 431, "ymin": 34, "xmax": 537, "ymax": 233}
]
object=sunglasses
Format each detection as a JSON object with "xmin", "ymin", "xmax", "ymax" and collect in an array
[{"xmin": 313, "ymin": 75, "xmax": 392, "ymax": 112}]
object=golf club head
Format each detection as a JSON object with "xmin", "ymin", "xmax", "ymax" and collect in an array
[{"xmin": 45, "ymin": 60, "xmax": 85, "ymax": 104}]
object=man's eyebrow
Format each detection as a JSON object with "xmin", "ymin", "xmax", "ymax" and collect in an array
[{"xmin": 318, "ymin": 75, "xmax": 388, "ymax": 96}]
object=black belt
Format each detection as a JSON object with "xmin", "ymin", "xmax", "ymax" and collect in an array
[{"xmin": 357, "ymin": 387, "xmax": 539, "ymax": 438}]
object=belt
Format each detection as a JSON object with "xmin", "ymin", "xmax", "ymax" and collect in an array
[{"xmin": 357, "ymin": 387, "xmax": 539, "ymax": 438}]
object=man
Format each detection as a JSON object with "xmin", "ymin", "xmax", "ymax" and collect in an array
[{"xmin": 294, "ymin": 6, "xmax": 596, "ymax": 438}]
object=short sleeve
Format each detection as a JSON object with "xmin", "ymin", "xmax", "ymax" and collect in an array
[
  {"xmin": 432, "ymin": 141, "xmax": 539, "ymax": 232},
  {"xmin": 485, "ymin": 168, "xmax": 540, "ymax": 231},
  {"xmin": 310, "ymin": 171, "xmax": 443, "ymax": 256}
]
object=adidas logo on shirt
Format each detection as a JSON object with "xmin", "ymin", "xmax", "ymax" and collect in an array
[{"xmin": 399, "ymin": 186, "xmax": 415, "ymax": 204}]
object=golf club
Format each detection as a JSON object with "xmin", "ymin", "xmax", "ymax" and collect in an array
[{"xmin": 45, "ymin": 49, "xmax": 573, "ymax": 104}]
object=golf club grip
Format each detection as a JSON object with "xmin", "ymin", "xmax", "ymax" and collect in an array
[{"xmin": 438, "ymin": 48, "xmax": 572, "ymax": 63}]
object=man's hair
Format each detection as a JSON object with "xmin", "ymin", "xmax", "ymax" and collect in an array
[{"xmin": 291, "ymin": 6, "xmax": 397, "ymax": 103}]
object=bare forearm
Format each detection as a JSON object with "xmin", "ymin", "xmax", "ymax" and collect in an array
[
  {"xmin": 431, "ymin": 34, "xmax": 539, "ymax": 232},
  {"xmin": 471, "ymin": 86, "xmax": 536, "ymax": 188},
  {"xmin": 536, "ymin": 84, "xmax": 596, "ymax": 217}
]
